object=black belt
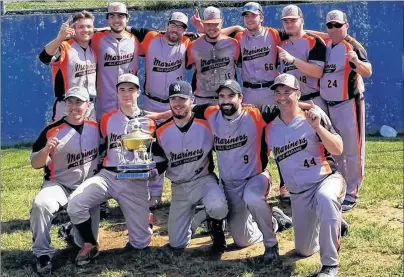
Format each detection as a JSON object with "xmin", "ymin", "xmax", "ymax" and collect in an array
[
  {"xmin": 144, "ymin": 93, "xmax": 169, "ymax": 104},
  {"xmin": 327, "ymin": 94, "xmax": 363, "ymax": 107},
  {"xmin": 243, "ymin": 81, "xmax": 274, "ymax": 89},
  {"xmin": 300, "ymin": 91, "xmax": 320, "ymax": 101},
  {"xmin": 195, "ymin": 95, "xmax": 218, "ymax": 100}
]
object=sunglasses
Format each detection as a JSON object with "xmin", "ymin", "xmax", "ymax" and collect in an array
[
  {"xmin": 242, "ymin": 4, "xmax": 262, "ymax": 14},
  {"xmin": 326, "ymin": 22, "xmax": 345, "ymax": 29}
]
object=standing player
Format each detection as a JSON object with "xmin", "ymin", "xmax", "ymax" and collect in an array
[
  {"xmin": 67, "ymin": 74, "xmax": 153, "ymax": 265},
  {"xmin": 39, "ymin": 11, "xmax": 97, "ymax": 121},
  {"xmin": 187, "ymin": 6, "xmax": 240, "ymax": 105},
  {"xmin": 277, "ymin": 4, "xmax": 328, "ymax": 114},
  {"xmin": 320, "ymin": 10, "xmax": 372, "ymax": 212},
  {"xmin": 30, "ymin": 87, "xmax": 100, "ymax": 274},
  {"xmin": 266, "ymin": 73, "xmax": 347, "ymax": 277},
  {"xmin": 152, "ymin": 81, "xmax": 228, "ymax": 255},
  {"xmin": 91, "ymin": 2, "xmax": 141, "ymax": 119},
  {"xmin": 192, "ymin": 80, "xmax": 292, "ymax": 261},
  {"xmin": 234, "ymin": 2, "xmax": 289, "ymax": 107}
]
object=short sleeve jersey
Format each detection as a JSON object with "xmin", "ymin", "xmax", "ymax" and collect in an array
[
  {"xmin": 320, "ymin": 35, "xmax": 369, "ymax": 101},
  {"xmin": 31, "ymin": 118, "xmax": 100, "ymax": 190},
  {"xmin": 278, "ymin": 33, "xmax": 326, "ymax": 95}
]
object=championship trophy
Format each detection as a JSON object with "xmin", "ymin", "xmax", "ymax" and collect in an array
[{"xmin": 116, "ymin": 117, "xmax": 156, "ymax": 180}]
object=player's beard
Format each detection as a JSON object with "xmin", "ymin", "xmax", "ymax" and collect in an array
[
  {"xmin": 171, "ymin": 106, "xmax": 190, "ymax": 119},
  {"xmin": 205, "ymin": 32, "xmax": 220, "ymax": 40},
  {"xmin": 220, "ymin": 103, "xmax": 238, "ymax": 116},
  {"xmin": 166, "ymin": 31, "xmax": 180, "ymax": 44},
  {"xmin": 110, "ymin": 25, "xmax": 125, "ymax": 34}
]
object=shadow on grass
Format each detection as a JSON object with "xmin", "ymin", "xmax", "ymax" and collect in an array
[{"xmin": 1, "ymin": 219, "xmax": 31, "ymax": 234}]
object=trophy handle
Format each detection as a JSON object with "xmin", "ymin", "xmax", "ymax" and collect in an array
[{"xmin": 116, "ymin": 140, "xmax": 126, "ymax": 164}]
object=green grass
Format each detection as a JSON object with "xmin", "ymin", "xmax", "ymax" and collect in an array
[{"xmin": 1, "ymin": 138, "xmax": 403, "ymax": 277}]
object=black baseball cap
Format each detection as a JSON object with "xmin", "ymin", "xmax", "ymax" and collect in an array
[
  {"xmin": 169, "ymin": 81, "xmax": 193, "ymax": 99},
  {"xmin": 216, "ymin": 80, "xmax": 242, "ymax": 94}
]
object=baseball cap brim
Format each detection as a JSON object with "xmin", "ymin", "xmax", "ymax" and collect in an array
[
  {"xmin": 169, "ymin": 20, "xmax": 188, "ymax": 28},
  {"xmin": 241, "ymin": 10, "xmax": 261, "ymax": 16},
  {"xmin": 202, "ymin": 19, "xmax": 223, "ymax": 24},
  {"xmin": 64, "ymin": 94, "xmax": 88, "ymax": 101},
  {"xmin": 269, "ymin": 83, "xmax": 297, "ymax": 90},
  {"xmin": 116, "ymin": 81, "xmax": 139, "ymax": 88},
  {"xmin": 326, "ymin": 19, "xmax": 345, "ymax": 24},
  {"xmin": 281, "ymin": 15, "xmax": 300, "ymax": 19},
  {"xmin": 216, "ymin": 84, "xmax": 242, "ymax": 94},
  {"xmin": 169, "ymin": 93, "xmax": 191, "ymax": 99}
]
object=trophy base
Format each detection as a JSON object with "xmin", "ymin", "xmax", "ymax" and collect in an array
[
  {"xmin": 116, "ymin": 171, "xmax": 153, "ymax": 180},
  {"xmin": 117, "ymin": 162, "xmax": 156, "ymax": 171}
]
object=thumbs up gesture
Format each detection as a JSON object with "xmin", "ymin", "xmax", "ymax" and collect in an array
[
  {"xmin": 45, "ymin": 129, "xmax": 60, "ymax": 152},
  {"xmin": 190, "ymin": 9, "xmax": 204, "ymax": 33},
  {"xmin": 57, "ymin": 16, "xmax": 76, "ymax": 41},
  {"xmin": 277, "ymin": 46, "xmax": 296, "ymax": 64}
]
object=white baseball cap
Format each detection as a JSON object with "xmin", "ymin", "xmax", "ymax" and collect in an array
[
  {"xmin": 281, "ymin": 5, "xmax": 303, "ymax": 19},
  {"xmin": 116, "ymin": 73, "xmax": 140, "ymax": 88},
  {"xmin": 270, "ymin": 74, "xmax": 300, "ymax": 90},
  {"xmin": 64, "ymin": 87, "xmax": 90, "ymax": 101},
  {"xmin": 169, "ymin": 12, "xmax": 188, "ymax": 28},
  {"xmin": 107, "ymin": 2, "xmax": 128, "ymax": 15},
  {"xmin": 202, "ymin": 6, "xmax": 223, "ymax": 23},
  {"xmin": 326, "ymin": 10, "xmax": 347, "ymax": 24}
]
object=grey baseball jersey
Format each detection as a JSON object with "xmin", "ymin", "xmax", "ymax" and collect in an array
[
  {"xmin": 187, "ymin": 36, "xmax": 239, "ymax": 103},
  {"xmin": 91, "ymin": 31, "xmax": 140, "ymax": 118},
  {"xmin": 39, "ymin": 40, "xmax": 97, "ymax": 121},
  {"xmin": 151, "ymin": 115, "xmax": 227, "ymax": 248},
  {"xmin": 265, "ymin": 108, "xmax": 346, "ymax": 266},
  {"xmin": 68, "ymin": 109, "xmax": 154, "ymax": 249},
  {"xmin": 30, "ymin": 119, "xmax": 99, "ymax": 258},
  {"xmin": 320, "ymin": 35, "xmax": 369, "ymax": 202},
  {"xmin": 193, "ymin": 104, "xmax": 279, "ymax": 248},
  {"xmin": 235, "ymin": 28, "xmax": 288, "ymax": 106},
  {"xmin": 30, "ymin": 118, "xmax": 100, "ymax": 190}
]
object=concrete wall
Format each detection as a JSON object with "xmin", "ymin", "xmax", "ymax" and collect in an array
[{"xmin": 1, "ymin": 1, "xmax": 403, "ymax": 146}]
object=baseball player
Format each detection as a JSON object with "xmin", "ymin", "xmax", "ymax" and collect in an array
[
  {"xmin": 265, "ymin": 73, "xmax": 347, "ymax": 277},
  {"xmin": 91, "ymin": 2, "xmax": 141, "ymax": 119},
  {"xmin": 277, "ymin": 4, "xmax": 328, "ymax": 115},
  {"xmin": 187, "ymin": 6, "xmax": 240, "ymax": 105},
  {"xmin": 67, "ymin": 74, "xmax": 153, "ymax": 265},
  {"xmin": 191, "ymin": 80, "xmax": 293, "ymax": 262},
  {"xmin": 151, "ymin": 81, "xmax": 228, "ymax": 255},
  {"xmin": 39, "ymin": 11, "xmax": 97, "ymax": 121},
  {"xmin": 29, "ymin": 87, "xmax": 100, "ymax": 274},
  {"xmin": 320, "ymin": 10, "xmax": 372, "ymax": 212}
]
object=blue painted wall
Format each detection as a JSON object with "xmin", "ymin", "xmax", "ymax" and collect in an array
[{"xmin": 1, "ymin": 1, "xmax": 403, "ymax": 146}]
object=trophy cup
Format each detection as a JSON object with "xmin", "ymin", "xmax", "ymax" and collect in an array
[{"xmin": 116, "ymin": 117, "xmax": 156, "ymax": 180}]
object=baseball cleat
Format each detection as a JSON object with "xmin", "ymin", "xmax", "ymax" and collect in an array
[
  {"xmin": 36, "ymin": 255, "xmax": 52, "ymax": 275},
  {"xmin": 208, "ymin": 219, "xmax": 227, "ymax": 254},
  {"xmin": 272, "ymin": 206, "xmax": 293, "ymax": 232},
  {"xmin": 342, "ymin": 200, "xmax": 357, "ymax": 212},
  {"xmin": 317, "ymin": 265, "xmax": 339, "ymax": 277},
  {"xmin": 263, "ymin": 243, "xmax": 279, "ymax": 262},
  {"xmin": 76, "ymin": 243, "xmax": 99, "ymax": 266}
]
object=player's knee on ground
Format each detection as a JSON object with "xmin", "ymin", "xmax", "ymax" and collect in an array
[
  {"xmin": 295, "ymin": 244, "xmax": 318, "ymax": 257},
  {"xmin": 169, "ymin": 234, "xmax": 190, "ymax": 249},
  {"xmin": 205, "ymin": 199, "xmax": 228, "ymax": 220}
]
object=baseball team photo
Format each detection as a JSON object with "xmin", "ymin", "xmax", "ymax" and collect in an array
[{"xmin": 1, "ymin": 1, "xmax": 403, "ymax": 276}]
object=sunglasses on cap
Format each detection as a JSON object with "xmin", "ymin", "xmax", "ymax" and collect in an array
[
  {"xmin": 242, "ymin": 4, "xmax": 261, "ymax": 14},
  {"xmin": 326, "ymin": 22, "xmax": 345, "ymax": 29}
]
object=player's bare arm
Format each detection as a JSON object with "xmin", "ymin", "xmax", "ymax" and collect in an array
[
  {"xmin": 277, "ymin": 45, "xmax": 323, "ymax": 78},
  {"xmin": 44, "ymin": 16, "xmax": 75, "ymax": 55},
  {"xmin": 190, "ymin": 9, "xmax": 244, "ymax": 35},
  {"xmin": 305, "ymin": 105, "xmax": 343, "ymax": 155},
  {"xmin": 347, "ymin": 50, "xmax": 372, "ymax": 77}
]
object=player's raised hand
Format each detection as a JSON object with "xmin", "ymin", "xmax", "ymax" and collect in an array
[
  {"xmin": 346, "ymin": 49, "xmax": 359, "ymax": 63},
  {"xmin": 45, "ymin": 129, "xmax": 60, "ymax": 152},
  {"xmin": 277, "ymin": 46, "xmax": 295, "ymax": 64},
  {"xmin": 305, "ymin": 101, "xmax": 321, "ymax": 130},
  {"xmin": 57, "ymin": 16, "xmax": 75, "ymax": 41},
  {"xmin": 190, "ymin": 9, "xmax": 204, "ymax": 33}
]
